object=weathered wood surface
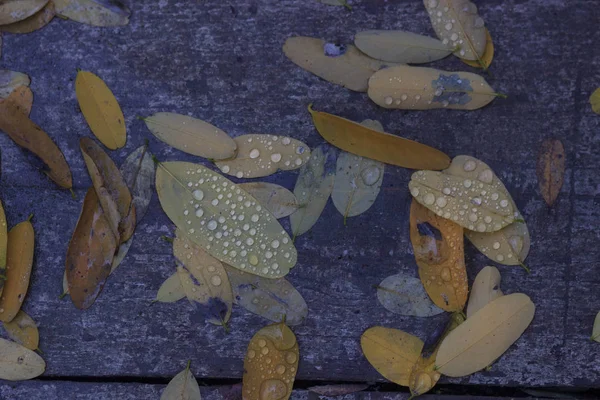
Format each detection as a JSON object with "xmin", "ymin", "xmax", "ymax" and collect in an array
[{"xmin": 0, "ymin": 0, "xmax": 598, "ymax": 392}]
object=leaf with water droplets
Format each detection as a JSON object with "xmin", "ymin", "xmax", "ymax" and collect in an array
[
  {"xmin": 309, "ymin": 105, "xmax": 450, "ymax": 170},
  {"xmin": 54, "ymin": 0, "xmax": 129, "ymax": 26},
  {"xmin": 174, "ymin": 229, "xmax": 233, "ymax": 326},
  {"xmin": 290, "ymin": 145, "xmax": 336, "ymax": 238},
  {"xmin": 592, "ymin": 312, "xmax": 600, "ymax": 343},
  {"xmin": 238, "ymin": 182, "xmax": 299, "ymax": 219},
  {"xmin": 368, "ymin": 65, "xmax": 498, "ymax": 110},
  {"xmin": 436, "ymin": 293, "xmax": 535, "ymax": 377},
  {"xmin": 143, "ymin": 112, "xmax": 236, "ymax": 160},
  {"xmin": 243, "ymin": 322, "xmax": 299, "ymax": 400},
  {"xmin": 461, "ymin": 29, "xmax": 494, "ymax": 69},
  {"xmin": 3, "ymin": 86, "xmax": 33, "ymax": 117},
  {"xmin": 0, "ymin": 88, "xmax": 72, "ymax": 188},
  {"xmin": 215, "ymin": 134, "xmax": 311, "ymax": 179},
  {"xmin": 0, "ymin": 200, "xmax": 6, "ymax": 297},
  {"xmin": 410, "ymin": 200, "xmax": 467, "ymax": 312},
  {"xmin": 0, "ymin": 1, "xmax": 55, "ymax": 34},
  {"xmin": 466, "ymin": 266, "xmax": 503, "ymax": 319},
  {"xmin": 0, "ymin": 70, "xmax": 30, "ymax": 99},
  {"xmin": 590, "ymin": 88, "xmax": 600, "ymax": 114},
  {"xmin": 355, "ymin": 30, "xmax": 452, "ymax": 64},
  {"xmin": 361, "ymin": 326, "xmax": 423, "ymax": 387},
  {"xmin": 154, "ymin": 272, "xmax": 185, "ymax": 303},
  {"xmin": 225, "ymin": 264, "xmax": 308, "ymax": 325},
  {"xmin": 283, "ymin": 36, "xmax": 397, "ymax": 92},
  {"xmin": 76, "ymin": 70, "xmax": 126, "ymax": 149},
  {"xmin": 536, "ymin": 139, "xmax": 565, "ymax": 207},
  {"xmin": 308, "ymin": 384, "xmax": 369, "ymax": 396},
  {"xmin": 0, "ymin": 0, "xmax": 48, "ymax": 26},
  {"xmin": 423, "ymin": 0, "xmax": 486, "ymax": 61},
  {"xmin": 332, "ymin": 120, "xmax": 385, "ymax": 222},
  {"xmin": 155, "ymin": 161, "xmax": 297, "ymax": 278},
  {"xmin": 2, "ymin": 310, "xmax": 38, "ymax": 350},
  {"xmin": 66, "ymin": 189, "xmax": 117, "ymax": 310},
  {"xmin": 0, "ymin": 337, "xmax": 45, "ymax": 380},
  {"xmin": 376, "ymin": 273, "xmax": 444, "ymax": 317},
  {"xmin": 0, "ymin": 218, "xmax": 34, "ymax": 323},
  {"xmin": 160, "ymin": 361, "xmax": 201, "ymax": 400}
]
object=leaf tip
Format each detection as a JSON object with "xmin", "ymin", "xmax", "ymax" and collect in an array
[{"xmin": 70, "ymin": 188, "xmax": 76, "ymax": 199}]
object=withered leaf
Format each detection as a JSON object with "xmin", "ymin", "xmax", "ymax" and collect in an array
[
  {"xmin": 0, "ymin": 0, "xmax": 48, "ymax": 26},
  {"xmin": 536, "ymin": 139, "xmax": 565, "ymax": 207},
  {"xmin": 2, "ymin": 310, "xmax": 39, "ymax": 350},
  {"xmin": 3, "ymin": 86, "xmax": 33, "ymax": 117},
  {"xmin": 242, "ymin": 322, "xmax": 299, "ymax": 400},
  {"xmin": 0, "ymin": 92, "xmax": 72, "ymax": 188},
  {"xmin": 160, "ymin": 361, "xmax": 201, "ymax": 400},
  {"xmin": 238, "ymin": 182, "xmax": 299, "ymax": 219},
  {"xmin": 0, "ymin": 1, "xmax": 55, "ymax": 34},
  {"xmin": 54, "ymin": 0, "xmax": 130, "ymax": 26},
  {"xmin": 0, "ymin": 337, "xmax": 45, "ymax": 381},
  {"xmin": 409, "ymin": 200, "xmax": 467, "ymax": 312},
  {"xmin": 66, "ymin": 189, "xmax": 117, "ymax": 310}
]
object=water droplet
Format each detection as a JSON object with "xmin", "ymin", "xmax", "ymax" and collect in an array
[
  {"xmin": 296, "ymin": 146, "xmax": 305, "ymax": 155},
  {"xmin": 442, "ymin": 187, "xmax": 451, "ymax": 195},
  {"xmin": 275, "ymin": 364, "xmax": 286, "ymax": 374},
  {"xmin": 384, "ymin": 96, "xmax": 393, "ymax": 105},
  {"xmin": 428, "ymin": 0, "xmax": 438, "ymax": 8},
  {"xmin": 500, "ymin": 199, "xmax": 509, "ymax": 208},
  {"xmin": 440, "ymin": 268, "xmax": 451, "ymax": 281},
  {"xmin": 282, "ymin": 137, "xmax": 291, "ymax": 145},
  {"xmin": 251, "ymin": 214, "xmax": 260, "ymax": 222},
  {"xmin": 236, "ymin": 171, "xmax": 244, "ymax": 179},
  {"xmin": 248, "ymin": 350, "xmax": 256, "ymax": 359},
  {"xmin": 424, "ymin": 193, "xmax": 435, "ymax": 205},
  {"xmin": 271, "ymin": 153, "xmax": 282, "ymax": 162},
  {"xmin": 463, "ymin": 179, "xmax": 472, "ymax": 188},
  {"xmin": 258, "ymin": 339, "xmax": 267, "ymax": 347},
  {"xmin": 469, "ymin": 213, "xmax": 478, "ymax": 222},
  {"xmin": 221, "ymin": 165, "xmax": 230, "ymax": 173},
  {"xmin": 492, "ymin": 242, "xmax": 501, "ymax": 250},
  {"xmin": 477, "ymin": 223, "xmax": 487, "ymax": 232},
  {"xmin": 189, "ymin": 228, "xmax": 195, "ymax": 234},
  {"xmin": 196, "ymin": 209, "xmax": 204, "ymax": 218},
  {"xmin": 211, "ymin": 275, "xmax": 222, "ymax": 286},
  {"xmin": 246, "ymin": 238, "xmax": 255, "ymax": 246},
  {"xmin": 471, "ymin": 197, "xmax": 482, "ymax": 206},
  {"xmin": 361, "ymin": 166, "xmax": 381, "ymax": 186},
  {"xmin": 508, "ymin": 235, "xmax": 524, "ymax": 253},
  {"xmin": 259, "ymin": 379, "xmax": 287, "ymax": 400},
  {"xmin": 445, "ymin": 22, "xmax": 453, "ymax": 30},
  {"xmin": 249, "ymin": 254, "xmax": 259, "ymax": 265},
  {"xmin": 463, "ymin": 160, "xmax": 477, "ymax": 171},
  {"xmin": 211, "ymin": 199, "xmax": 219, "ymax": 206},
  {"xmin": 450, "ymin": 33, "xmax": 459, "ymax": 41},
  {"xmin": 261, "ymin": 347, "xmax": 269, "ymax": 355},
  {"xmin": 442, "ymin": 100, "xmax": 449, "ymax": 107},
  {"xmin": 474, "ymin": 17, "xmax": 485, "ymax": 27},
  {"xmin": 271, "ymin": 240, "xmax": 280, "ymax": 249},
  {"xmin": 411, "ymin": 187, "xmax": 420, "ymax": 197},
  {"xmin": 478, "ymin": 169, "xmax": 493, "ymax": 183},
  {"xmin": 285, "ymin": 352, "xmax": 297, "ymax": 364},
  {"xmin": 249, "ymin": 149, "xmax": 260, "ymax": 159},
  {"xmin": 207, "ymin": 220, "xmax": 218, "ymax": 230},
  {"xmin": 294, "ymin": 158, "xmax": 303, "ymax": 166},
  {"xmin": 436, "ymin": 197, "xmax": 447, "ymax": 208},
  {"xmin": 496, "ymin": 254, "xmax": 505, "ymax": 262},
  {"xmin": 193, "ymin": 189, "xmax": 204, "ymax": 200}
]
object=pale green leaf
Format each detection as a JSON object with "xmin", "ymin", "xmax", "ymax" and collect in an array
[
  {"xmin": 376, "ymin": 273, "xmax": 444, "ymax": 317},
  {"xmin": 238, "ymin": 182, "xmax": 299, "ymax": 219},
  {"xmin": 154, "ymin": 272, "xmax": 185, "ymax": 303},
  {"xmin": 53, "ymin": 0, "xmax": 130, "ymax": 26},
  {"xmin": 161, "ymin": 362, "xmax": 201, "ymax": 400},
  {"xmin": 155, "ymin": 161, "xmax": 297, "ymax": 278},
  {"xmin": 354, "ymin": 30, "xmax": 452, "ymax": 63},
  {"xmin": 592, "ymin": 311, "xmax": 600, "ymax": 343},
  {"xmin": 0, "ymin": 70, "xmax": 30, "ymax": 99},
  {"xmin": 466, "ymin": 266, "xmax": 503, "ymax": 318},
  {"xmin": 290, "ymin": 145, "xmax": 337, "ymax": 237},
  {"xmin": 0, "ymin": 337, "xmax": 45, "ymax": 381},
  {"xmin": 590, "ymin": 88, "xmax": 600, "ymax": 114}
]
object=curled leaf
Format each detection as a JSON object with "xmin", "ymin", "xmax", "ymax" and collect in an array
[
  {"xmin": 53, "ymin": 0, "xmax": 130, "ymax": 26},
  {"xmin": 0, "ymin": 0, "xmax": 48, "ymax": 26},
  {"xmin": 0, "ymin": 219, "xmax": 34, "ymax": 323},
  {"xmin": 290, "ymin": 145, "xmax": 336, "ymax": 238},
  {"xmin": 283, "ymin": 36, "xmax": 396, "ymax": 92},
  {"xmin": 466, "ymin": 266, "xmax": 503, "ymax": 318},
  {"xmin": 0, "ymin": 1, "xmax": 55, "ymax": 34},
  {"xmin": 409, "ymin": 200, "xmax": 467, "ymax": 312},
  {"xmin": 536, "ymin": 139, "xmax": 565, "ymax": 207},
  {"xmin": 309, "ymin": 105, "xmax": 450, "ymax": 170},
  {"xmin": 154, "ymin": 273, "xmax": 185, "ymax": 303},
  {"xmin": 376, "ymin": 273, "xmax": 444, "ymax": 317},
  {"xmin": 155, "ymin": 161, "xmax": 297, "ymax": 278},
  {"xmin": 0, "ymin": 337, "xmax": 45, "ymax": 381},
  {"xmin": 368, "ymin": 65, "xmax": 497, "ymax": 110},
  {"xmin": 225, "ymin": 264, "xmax": 308, "ymax": 325},
  {"xmin": 461, "ymin": 29, "xmax": 494, "ymax": 69},
  {"xmin": 436, "ymin": 293, "xmax": 535, "ymax": 377},
  {"xmin": 215, "ymin": 134, "xmax": 311, "ymax": 179},
  {"xmin": 76, "ymin": 70, "xmax": 126, "ymax": 150},
  {"xmin": 354, "ymin": 30, "xmax": 452, "ymax": 63},
  {"xmin": 143, "ymin": 112, "xmax": 236, "ymax": 160},
  {"xmin": 0, "ymin": 70, "xmax": 30, "ymax": 99},
  {"xmin": 238, "ymin": 182, "xmax": 299, "ymax": 219},
  {"xmin": 593, "ymin": 312, "xmax": 600, "ymax": 343},
  {"xmin": 242, "ymin": 322, "xmax": 299, "ymax": 400},
  {"xmin": 2, "ymin": 310, "xmax": 38, "ymax": 350},
  {"xmin": 161, "ymin": 361, "xmax": 201, "ymax": 400},
  {"xmin": 66, "ymin": 189, "xmax": 117, "ymax": 310}
]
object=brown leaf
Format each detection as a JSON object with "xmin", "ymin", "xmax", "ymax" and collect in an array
[
  {"xmin": 536, "ymin": 139, "xmax": 565, "ymax": 207},
  {"xmin": 0, "ymin": 1, "xmax": 55, "ymax": 34},
  {"xmin": 80, "ymin": 137, "xmax": 134, "ymax": 243},
  {"xmin": 0, "ymin": 89, "xmax": 72, "ymax": 188},
  {"xmin": 0, "ymin": 86, "xmax": 33, "ymax": 116},
  {"xmin": 66, "ymin": 189, "xmax": 117, "ymax": 309}
]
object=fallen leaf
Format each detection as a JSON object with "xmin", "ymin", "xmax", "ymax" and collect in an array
[
  {"xmin": 80, "ymin": 137, "xmax": 134, "ymax": 243},
  {"xmin": 238, "ymin": 182, "xmax": 299, "ymax": 219},
  {"xmin": 76, "ymin": 70, "xmax": 126, "ymax": 150},
  {"xmin": 0, "ymin": 337, "xmax": 45, "ymax": 380},
  {"xmin": 242, "ymin": 322, "xmax": 299, "ymax": 400},
  {"xmin": 0, "ymin": 218, "xmax": 34, "ymax": 323},
  {"xmin": 409, "ymin": 200, "xmax": 467, "ymax": 312},
  {"xmin": 283, "ymin": 36, "xmax": 397, "ymax": 92},
  {"xmin": 593, "ymin": 312, "xmax": 600, "ymax": 343},
  {"xmin": 368, "ymin": 65, "xmax": 498, "ymax": 110},
  {"xmin": 290, "ymin": 145, "xmax": 336, "ymax": 238},
  {"xmin": 0, "ymin": 200, "xmax": 6, "ymax": 297},
  {"xmin": 2, "ymin": 310, "xmax": 38, "ymax": 350},
  {"xmin": 376, "ymin": 273, "xmax": 444, "ymax": 317},
  {"xmin": 174, "ymin": 230, "xmax": 233, "ymax": 326},
  {"xmin": 0, "ymin": 0, "xmax": 48, "ymax": 26},
  {"xmin": 354, "ymin": 30, "xmax": 452, "ymax": 63},
  {"xmin": 161, "ymin": 361, "xmax": 201, "ymax": 400},
  {"xmin": 66, "ymin": 189, "xmax": 117, "ymax": 310},
  {"xmin": 53, "ymin": 0, "xmax": 130, "ymax": 26},
  {"xmin": 461, "ymin": 29, "xmax": 494, "ymax": 69},
  {"xmin": 436, "ymin": 293, "xmax": 535, "ymax": 377},
  {"xmin": 155, "ymin": 161, "xmax": 297, "ymax": 278},
  {"xmin": 154, "ymin": 272, "xmax": 185, "ymax": 303},
  {"xmin": 0, "ymin": 89, "xmax": 72, "ymax": 188},
  {"xmin": 361, "ymin": 326, "xmax": 423, "ymax": 386},
  {"xmin": 332, "ymin": 120, "xmax": 385, "ymax": 222},
  {"xmin": 225, "ymin": 264, "xmax": 308, "ymax": 325},
  {"xmin": 0, "ymin": 1, "xmax": 55, "ymax": 33},
  {"xmin": 423, "ymin": 0, "xmax": 486, "ymax": 61},
  {"xmin": 466, "ymin": 266, "xmax": 503, "ymax": 319},
  {"xmin": 143, "ymin": 112, "xmax": 236, "ymax": 160},
  {"xmin": 309, "ymin": 105, "xmax": 450, "ymax": 170},
  {"xmin": 308, "ymin": 384, "xmax": 369, "ymax": 396},
  {"xmin": 215, "ymin": 134, "xmax": 311, "ymax": 179},
  {"xmin": 536, "ymin": 139, "xmax": 565, "ymax": 207},
  {"xmin": 2, "ymin": 86, "xmax": 33, "ymax": 117},
  {"xmin": 316, "ymin": 0, "xmax": 351, "ymax": 10},
  {"xmin": 0, "ymin": 70, "xmax": 30, "ymax": 99},
  {"xmin": 590, "ymin": 88, "xmax": 600, "ymax": 114}
]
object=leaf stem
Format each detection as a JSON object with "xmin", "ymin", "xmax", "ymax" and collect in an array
[
  {"xmin": 161, "ymin": 235, "xmax": 174, "ymax": 243},
  {"xmin": 58, "ymin": 290, "xmax": 68, "ymax": 299}
]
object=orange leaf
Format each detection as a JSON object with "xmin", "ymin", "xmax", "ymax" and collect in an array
[{"xmin": 536, "ymin": 138, "xmax": 565, "ymax": 207}]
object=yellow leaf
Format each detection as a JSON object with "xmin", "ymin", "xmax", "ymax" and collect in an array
[
  {"xmin": 355, "ymin": 30, "xmax": 452, "ymax": 64},
  {"xmin": 2, "ymin": 310, "xmax": 39, "ymax": 350},
  {"xmin": 0, "ymin": 337, "xmax": 45, "ymax": 380},
  {"xmin": 0, "ymin": 70, "xmax": 30, "ymax": 99},
  {"xmin": 154, "ymin": 273, "xmax": 185, "ymax": 303},
  {"xmin": 308, "ymin": 105, "xmax": 450, "ymax": 170},
  {"xmin": 436, "ymin": 293, "xmax": 535, "ymax": 377},
  {"xmin": 0, "ymin": 0, "xmax": 48, "ymax": 26},
  {"xmin": 243, "ymin": 322, "xmax": 299, "ymax": 400},
  {"xmin": 161, "ymin": 361, "xmax": 200, "ymax": 400},
  {"xmin": 53, "ymin": 0, "xmax": 129, "ymax": 26},
  {"xmin": 590, "ymin": 88, "xmax": 600, "ymax": 114},
  {"xmin": 238, "ymin": 182, "xmax": 299, "ymax": 219},
  {"xmin": 0, "ymin": 1, "xmax": 55, "ymax": 34},
  {"xmin": 461, "ymin": 29, "xmax": 494, "ymax": 69},
  {"xmin": 466, "ymin": 266, "xmax": 503, "ymax": 318},
  {"xmin": 360, "ymin": 326, "xmax": 423, "ymax": 386},
  {"xmin": 593, "ymin": 312, "xmax": 600, "ymax": 343},
  {"xmin": 75, "ymin": 70, "xmax": 126, "ymax": 150}
]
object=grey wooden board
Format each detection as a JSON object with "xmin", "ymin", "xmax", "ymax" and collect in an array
[{"xmin": 0, "ymin": 0, "xmax": 598, "ymax": 390}]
